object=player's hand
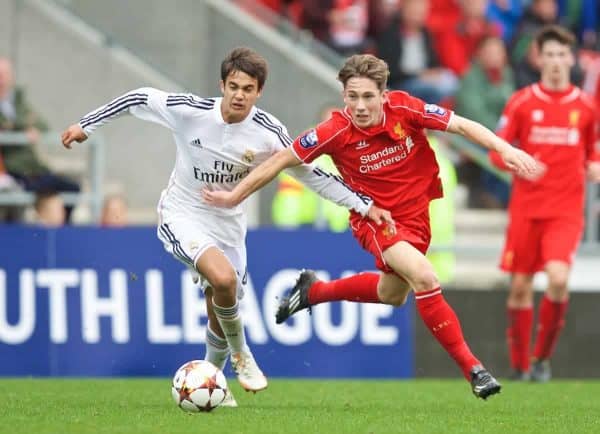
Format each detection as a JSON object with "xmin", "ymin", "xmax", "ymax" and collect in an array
[
  {"xmin": 367, "ymin": 204, "xmax": 396, "ymax": 235},
  {"xmin": 501, "ymin": 146, "xmax": 541, "ymax": 180},
  {"xmin": 201, "ymin": 188, "xmax": 238, "ymax": 208},
  {"xmin": 587, "ymin": 161, "xmax": 600, "ymax": 182},
  {"xmin": 61, "ymin": 124, "xmax": 88, "ymax": 149}
]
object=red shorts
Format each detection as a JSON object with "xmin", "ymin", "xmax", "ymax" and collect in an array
[
  {"xmin": 500, "ymin": 214, "xmax": 583, "ymax": 274},
  {"xmin": 351, "ymin": 210, "xmax": 431, "ymax": 273}
]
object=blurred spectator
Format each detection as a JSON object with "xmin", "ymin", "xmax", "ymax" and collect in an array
[
  {"xmin": 510, "ymin": 0, "xmax": 559, "ymax": 65},
  {"xmin": 0, "ymin": 57, "xmax": 80, "ymax": 223},
  {"xmin": 514, "ymin": 39, "xmax": 542, "ymax": 88},
  {"xmin": 376, "ymin": 0, "xmax": 458, "ymax": 104},
  {"xmin": 34, "ymin": 190, "xmax": 66, "ymax": 228},
  {"xmin": 298, "ymin": 1, "xmax": 370, "ymax": 56},
  {"xmin": 558, "ymin": 0, "xmax": 598, "ymax": 49},
  {"xmin": 100, "ymin": 194, "xmax": 129, "ymax": 227},
  {"xmin": 486, "ymin": 0, "xmax": 524, "ymax": 42},
  {"xmin": 426, "ymin": 0, "xmax": 461, "ymax": 35},
  {"xmin": 272, "ymin": 104, "xmax": 349, "ymax": 232},
  {"xmin": 432, "ymin": 0, "xmax": 502, "ymax": 76},
  {"xmin": 427, "ymin": 136, "xmax": 457, "ymax": 284},
  {"xmin": 368, "ymin": 0, "xmax": 401, "ymax": 40},
  {"xmin": 455, "ymin": 35, "xmax": 515, "ymax": 208}
]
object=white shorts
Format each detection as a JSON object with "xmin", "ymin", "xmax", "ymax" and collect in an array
[{"xmin": 156, "ymin": 217, "xmax": 247, "ymax": 300}]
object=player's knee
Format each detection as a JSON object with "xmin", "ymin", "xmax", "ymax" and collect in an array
[
  {"xmin": 209, "ymin": 270, "xmax": 238, "ymax": 294},
  {"xmin": 411, "ymin": 269, "xmax": 439, "ymax": 292},
  {"xmin": 548, "ymin": 271, "xmax": 569, "ymax": 292}
]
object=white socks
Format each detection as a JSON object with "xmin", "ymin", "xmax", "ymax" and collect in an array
[
  {"xmin": 204, "ymin": 323, "xmax": 229, "ymax": 370},
  {"xmin": 212, "ymin": 300, "xmax": 249, "ymax": 354}
]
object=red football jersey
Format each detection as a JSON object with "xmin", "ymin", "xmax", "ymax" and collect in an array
[
  {"xmin": 492, "ymin": 83, "xmax": 600, "ymax": 218},
  {"xmin": 291, "ymin": 91, "xmax": 452, "ymax": 221}
]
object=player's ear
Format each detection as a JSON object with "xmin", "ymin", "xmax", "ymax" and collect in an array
[
  {"xmin": 219, "ymin": 80, "xmax": 225, "ymax": 95},
  {"xmin": 382, "ymin": 89, "xmax": 389, "ymax": 102}
]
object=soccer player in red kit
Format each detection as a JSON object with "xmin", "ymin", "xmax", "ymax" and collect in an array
[
  {"xmin": 204, "ymin": 54, "xmax": 538, "ymax": 399},
  {"xmin": 490, "ymin": 25, "xmax": 600, "ymax": 382}
]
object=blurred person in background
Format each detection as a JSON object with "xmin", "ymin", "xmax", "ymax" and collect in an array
[
  {"xmin": 61, "ymin": 47, "xmax": 389, "ymax": 404},
  {"xmin": 490, "ymin": 26, "xmax": 600, "ymax": 382},
  {"xmin": 432, "ymin": 0, "xmax": 502, "ymax": 77},
  {"xmin": 376, "ymin": 0, "xmax": 458, "ymax": 105},
  {"xmin": 486, "ymin": 0, "xmax": 524, "ymax": 43},
  {"xmin": 510, "ymin": 0, "xmax": 560, "ymax": 65},
  {"xmin": 297, "ymin": 0, "xmax": 370, "ymax": 56},
  {"xmin": 558, "ymin": 0, "xmax": 598, "ymax": 49},
  {"xmin": 455, "ymin": 35, "xmax": 515, "ymax": 208},
  {"xmin": 272, "ymin": 104, "xmax": 350, "ymax": 232},
  {"xmin": 0, "ymin": 57, "xmax": 80, "ymax": 223},
  {"xmin": 100, "ymin": 194, "xmax": 128, "ymax": 227},
  {"xmin": 426, "ymin": 136, "xmax": 457, "ymax": 285},
  {"xmin": 514, "ymin": 39, "xmax": 543, "ymax": 89},
  {"xmin": 204, "ymin": 53, "xmax": 540, "ymax": 399},
  {"xmin": 33, "ymin": 190, "xmax": 66, "ymax": 228}
]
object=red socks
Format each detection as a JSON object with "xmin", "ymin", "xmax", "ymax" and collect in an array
[
  {"xmin": 506, "ymin": 307, "xmax": 533, "ymax": 372},
  {"xmin": 415, "ymin": 288, "xmax": 481, "ymax": 379},
  {"xmin": 308, "ymin": 272, "xmax": 381, "ymax": 305},
  {"xmin": 533, "ymin": 295, "xmax": 569, "ymax": 361}
]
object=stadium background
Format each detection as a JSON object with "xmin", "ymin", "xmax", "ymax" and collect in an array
[{"xmin": 0, "ymin": 0, "xmax": 599, "ymax": 382}]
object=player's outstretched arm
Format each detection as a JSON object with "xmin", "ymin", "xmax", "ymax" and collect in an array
[
  {"xmin": 61, "ymin": 124, "xmax": 88, "ymax": 149},
  {"xmin": 447, "ymin": 114, "xmax": 540, "ymax": 179},
  {"xmin": 202, "ymin": 147, "xmax": 300, "ymax": 208}
]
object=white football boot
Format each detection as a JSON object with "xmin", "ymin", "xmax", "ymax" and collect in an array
[
  {"xmin": 230, "ymin": 351, "xmax": 268, "ymax": 393},
  {"xmin": 220, "ymin": 388, "xmax": 238, "ymax": 407}
]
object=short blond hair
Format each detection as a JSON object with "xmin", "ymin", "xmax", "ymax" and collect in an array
[{"xmin": 337, "ymin": 54, "xmax": 390, "ymax": 91}]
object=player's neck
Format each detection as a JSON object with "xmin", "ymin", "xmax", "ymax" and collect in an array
[{"xmin": 540, "ymin": 76, "xmax": 571, "ymax": 93}]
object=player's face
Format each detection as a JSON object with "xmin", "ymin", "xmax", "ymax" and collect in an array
[
  {"xmin": 220, "ymin": 70, "xmax": 261, "ymax": 123},
  {"xmin": 539, "ymin": 40, "xmax": 574, "ymax": 83},
  {"xmin": 343, "ymin": 77, "xmax": 385, "ymax": 128}
]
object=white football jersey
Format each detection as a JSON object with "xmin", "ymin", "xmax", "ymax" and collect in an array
[{"xmin": 79, "ymin": 87, "xmax": 372, "ymax": 247}]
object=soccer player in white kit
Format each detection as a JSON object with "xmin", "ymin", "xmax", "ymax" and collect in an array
[{"xmin": 61, "ymin": 48, "xmax": 392, "ymax": 405}]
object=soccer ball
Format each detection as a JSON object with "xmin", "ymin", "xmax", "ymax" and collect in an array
[{"xmin": 171, "ymin": 360, "xmax": 228, "ymax": 412}]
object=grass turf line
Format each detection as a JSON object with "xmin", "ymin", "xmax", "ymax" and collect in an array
[{"xmin": 0, "ymin": 379, "xmax": 599, "ymax": 434}]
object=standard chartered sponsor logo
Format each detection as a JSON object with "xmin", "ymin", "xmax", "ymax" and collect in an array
[
  {"xmin": 358, "ymin": 139, "xmax": 413, "ymax": 174},
  {"xmin": 529, "ymin": 126, "xmax": 579, "ymax": 145},
  {"xmin": 0, "ymin": 268, "xmax": 399, "ymax": 346}
]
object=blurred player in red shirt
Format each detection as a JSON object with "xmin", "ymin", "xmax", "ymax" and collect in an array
[
  {"xmin": 490, "ymin": 25, "xmax": 600, "ymax": 382},
  {"xmin": 204, "ymin": 54, "xmax": 538, "ymax": 399}
]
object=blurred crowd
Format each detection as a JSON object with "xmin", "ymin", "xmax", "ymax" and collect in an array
[
  {"xmin": 2, "ymin": 0, "xmax": 600, "ymax": 226},
  {"xmin": 256, "ymin": 0, "xmax": 600, "ymax": 207}
]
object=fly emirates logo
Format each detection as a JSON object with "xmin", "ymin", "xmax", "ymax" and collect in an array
[{"xmin": 358, "ymin": 138, "xmax": 414, "ymax": 174}]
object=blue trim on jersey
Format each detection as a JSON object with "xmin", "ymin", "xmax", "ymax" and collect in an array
[
  {"xmin": 252, "ymin": 112, "xmax": 292, "ymax": 147},
  {"xmin": 166, "ymin": 95, "xmax": 214, "ymax": 110},
  {"xmin": 80, "ymin": 93, "xmax": 148, "ymax": 128},
  {"xmin": 312, "ymin": 167, "xmax": 372, "ymax": 206},
  {"xmin": 79, "ymin": 95, "xmax": 148, "ymax": 128},
  {"xmin": 159, "ymin": 224, "xmax": 194, "ymax": 266},
  {"xmin": 80, "ymin": 92, "xmax": 148, "ymax": 123}
]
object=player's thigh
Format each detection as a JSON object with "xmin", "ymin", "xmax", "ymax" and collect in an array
[
  {"xmin": 377, "ymin": 272, "xmax": 411, "ymax": 306},
  {"xmin": 382, "ymin": 240, "xmax": 438, "ymax": 291},
  {"xmin": 195, "ymin": 247, "xmax": 238, "ymax": 292},
  {"xmin": 501, "ymin": 215, "xmax": 543, "ymax": 273},
  {"xmin": 157, "ymin": 218, "xmax": 237, "ymax": 291},
  {"xmin": 540, "ymin": 217, "xmax": 583, "ymax": 267}
]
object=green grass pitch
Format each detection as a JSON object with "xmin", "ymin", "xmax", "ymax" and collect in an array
[{"xmin": 1, "ymin": 378, "xmax": 599, "ymax": 434}]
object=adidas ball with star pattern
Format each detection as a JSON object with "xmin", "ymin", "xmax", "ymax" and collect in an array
[{"xmin": 171, "ymin": 360, "xmax": 228, "ymax": 412}]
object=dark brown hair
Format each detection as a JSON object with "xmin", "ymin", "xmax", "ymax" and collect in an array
[
  {"xmin": 221, "ymin": 47, "xmax": 268, "ymax": 90},
  {"xmin": 535, "ymin": 25, "xmax": 576, "ymax": 51},
  {"xmin": 337, "ymin": 54, "xmax": 390, "ymax": 91}
]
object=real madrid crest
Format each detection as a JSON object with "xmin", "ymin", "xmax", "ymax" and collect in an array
[{"xmin": 242, "ymin": 149, "xmax": 255, "ymax": 164}]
